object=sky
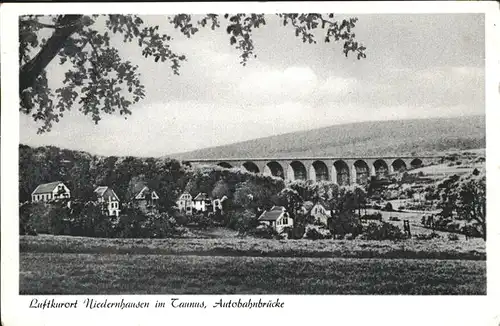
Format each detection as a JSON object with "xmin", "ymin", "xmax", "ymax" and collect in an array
[{"xmin": 19, "ymin": 13, "xmax": 485, "ymax": 157}]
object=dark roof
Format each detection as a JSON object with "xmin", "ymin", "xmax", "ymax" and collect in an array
[
  {"xmin": 194, "ymin": 193, "xmax": 210, "ymax": 201},
  {"xmin": 258, "ymin": 206, "xmax": 286, "ymax": 221},
  {"xmin": 32, "ymin": 181, "xmax": 65, "ymax": 195},
  {"xmin": 129, "ymin": 180, "xmax": 148, "ymax": 197},
  {"xmin": 94, "ymin": 186, "xmax": 120, "ymax": 201}
]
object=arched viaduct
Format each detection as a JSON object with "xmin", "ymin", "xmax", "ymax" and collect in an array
[{"xmin": 185, "ymin": 156, "xmax": 441, "ymax": 185}]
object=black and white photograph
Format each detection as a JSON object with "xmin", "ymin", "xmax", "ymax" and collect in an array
[
  {"xmin": 14, "ymin": 8, "xmax": 490, "ymax": 296},
  {"xmin": 2, "ymin": 3, "xmax": 499, "ymax": 321}
]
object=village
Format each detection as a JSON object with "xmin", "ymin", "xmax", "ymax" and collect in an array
[
  {"xmin": 23, "ymin": 147, "xmax": 485, "ymax": 242},
  {"xmin": 28, "ymin": 178, "xmax": 295, "ymax": 235}
]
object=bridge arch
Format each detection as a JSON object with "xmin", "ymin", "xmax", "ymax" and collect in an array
[
  {"xmin": 334, "ymin": 160, "xmax": 350, "ymax": 185},
  {"xmin": 353, "ymin": 160, "xmax": 370, "ymax": 184},
  {"xmin": 264, "ymin": 161, "xmax": 285, "ymax": 179},
  {"xmin": 373, "ymin": 159, "xmax": 389, "ymax": 179},
  {"xmin": 410, "ymin": 158, "xmax": 423, "ymax": 169},
  {"xmin": 288, "ymin": 161, "xmax": 307, "ymax": 181},
  {"xmin": 391, "ymin": 158, "xmax": 407, "ymax": 173},
  {"xmin": 242, "ymin": 161, "xmax": 260, "ymax": 173},
  {"xmin": 217, "ymin": 162, "xmax": 233, "ymax": 169},
  {"xmin": 312, "ymin": 160, "xmax": 329, "ymax": 182}
]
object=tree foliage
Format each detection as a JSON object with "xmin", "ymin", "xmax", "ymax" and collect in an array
[
  {"xmin": 19, "ymin": 144, "xmax": 189, "ymax": 212},
  {"xmin": 19, "ymin": 14, "xmax": 366, "ymax": 133},
  {"xmin": 426, "ymin": 172, "xmax": 486, "ymax": 239}
]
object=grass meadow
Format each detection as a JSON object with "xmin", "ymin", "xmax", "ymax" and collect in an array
[
  {"xmin": 20, "ymin": 253, "xmax": 485, "ymax": 295},
  {"xmin": 19, "ymin": 235, "xmax": 486, "ymax": 295}
]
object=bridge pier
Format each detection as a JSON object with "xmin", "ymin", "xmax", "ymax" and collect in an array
[{"xmin": 330, "ymin": 163, "xmax": 337, "ymax": 184}]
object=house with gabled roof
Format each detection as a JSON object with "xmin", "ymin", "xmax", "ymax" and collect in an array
[
  {"xmin": 176, "ymin": 192, "xmax": 194, "ymax": 215},
  {"xmin": 128, "ymin": 181, "xmax": 159, "ymax": 214},
  {"xmin": 193, "ymin": 192, "xmax": 212, "ymax": 212},
  {"xmin": 31, "ymin": 181, "xmax": 70, "ymax": 203},
  {"xmin": 302, "ymin": 201, "xmax": 331, "ymax": 226},
  {"xmin": 258, "ymin": 206, "xmax": 293, "ymax": 233},
  {"xmin": 94, "ymin": 186, "xmax": 120, "ymax": 217}
]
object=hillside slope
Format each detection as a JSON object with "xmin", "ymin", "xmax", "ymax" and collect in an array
[{"xmin": 172, "ymin": 115, "xmax": 485, "ymax": 159}]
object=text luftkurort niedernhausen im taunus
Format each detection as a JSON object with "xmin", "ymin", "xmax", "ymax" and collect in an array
[{"xmin": 29, "ymin": 298, "xmax": 285, "ymax": 309}]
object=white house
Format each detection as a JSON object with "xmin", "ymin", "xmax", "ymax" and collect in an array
[
  {"xmin": 193, "ymin": 193, "xmax": 212, "ymax": 212},
  {"xmin": 130, "ymin": 184, "xmax": 160, "ymax": 213},
  {"xmin": 31, "ymin": 181, "xmax": 70, "ymax": 203},
  {"xmin": 176, "ymin": 192, "xmax": 194, "ymax": 215},
  {"xmin": 258, "ymin": 206, "xmax": 294, "ymax": 233},
  {"xmin": 309, "ymin": 203, "xmax": 331, "ymax": 225},
  {"xmin": 94, "ymin": 186, "xmax": 120, "ymax": 216}
]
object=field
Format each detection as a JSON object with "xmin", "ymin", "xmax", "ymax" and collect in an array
[
  {"xmin": 20, "ymin": 234, "xmax": 486, "ymax": 260},
  {"xmin": 409, "ymin": 161, "xmax": 485, "ymax": 179},
  {"xmin": 20, "ymin": 235, "xmax": 486, "ymax": 295},
  {"xmin": 20, "ymin": 253, "xmax": 485, "ymax": 295}
]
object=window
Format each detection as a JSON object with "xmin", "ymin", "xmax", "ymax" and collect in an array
[{"xmin": 282, "ymin": 213, "xmax": 288, "ymax": 225}]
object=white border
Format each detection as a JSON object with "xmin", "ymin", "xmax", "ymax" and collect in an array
[{"xmin": 2, "ymin": 2, "xmax": 500, "ymax": 326}]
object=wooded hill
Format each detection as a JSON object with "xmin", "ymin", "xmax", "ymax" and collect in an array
[{"xmin": 173, "ymin": 115, "xmax": 485, "ymax": 159}]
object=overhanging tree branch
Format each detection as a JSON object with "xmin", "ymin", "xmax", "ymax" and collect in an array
[{"xmin": 19, "ymin": 15, "xmax": 83, "ymax": 94}]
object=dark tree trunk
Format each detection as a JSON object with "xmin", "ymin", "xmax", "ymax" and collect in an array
[{"xmin": 19, "ymin": 15, "xmax": 83, "ymax": 95}]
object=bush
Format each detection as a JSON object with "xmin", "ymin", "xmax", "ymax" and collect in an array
[
  {"xmin": 415, "ymin": 232, "xmax": 441, "ymax": 240},
  {"xmin": 381, "ymin": 202, "xmax": 394, "ymax": 212},
  {"xmin": 20, "ymin": 201, "xmax": 66, "ymax": 234},
  {"xmin": 285, "ymin": 225, "xmax": 306, "ymax": 240},
  {"xmin": 114, "ymin": 211, "xmax": 186, "ymax": 238},
  {"xmin": 248, "ymin": 225, "xmax": 281, "ymax": 239},
  {"xmin": 19, "ymin": 202, "xmax": 38, "ymax": 235},
  {"xmin": 361, "ymin": 222, "xmax": 406, "ymax": 241},
  {"xmin": 448, "ymin": 233, "xmax": 459, "ymax": 241},
  {"xmin": 188, "ymin": 212, "xmax": 215, "ymax": 229},
  {"xmin": 226, "ymin": 209, "xmax": 262, "ymax": 234},
  {"xmin": 304, "ymin": 225, "xmax": 331, "ymax": 240},
  {"xmin": 172, "ymin": 211, "xmax": 189, "ymax": 226},
  {"xmin": 329, "ymin": 212, "xmax": 363, "ymax": 238}
]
